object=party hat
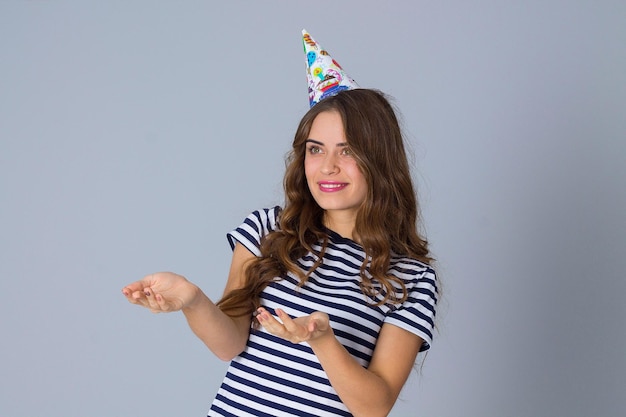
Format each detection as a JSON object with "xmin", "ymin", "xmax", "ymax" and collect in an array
[{"xmin": 302, "ymin": 29, "xmax": 359, "ymax": 107}]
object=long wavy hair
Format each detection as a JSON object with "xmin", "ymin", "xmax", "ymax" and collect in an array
[{"xmin": 217, "ymin": 89, "xmax": 432, "ymax": 318}]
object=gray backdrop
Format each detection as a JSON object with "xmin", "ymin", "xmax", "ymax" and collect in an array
[{"xmin": 1, "ymin": 1, "xmax": 625, "ymax": 416}]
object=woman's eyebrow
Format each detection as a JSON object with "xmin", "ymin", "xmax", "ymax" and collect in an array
[{"xmin": 305, "ymin": 139, "xmax": 348, "ymax": 147}]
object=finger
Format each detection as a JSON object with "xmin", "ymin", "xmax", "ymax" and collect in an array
[
  {"xmin": 143, "ymin": 287, "xmax": 162, "ymax": 312},
  {"xmin": 274, "ymin": 309, "xmax": 312, "ymax": 343},
  {"xmin": 275, "ymin": 309, "xmax": 300, "ymax": 333},
  {"xmin": 123, "ymin": 291, "xmax": 150, "ymax": 310},
  {"xmin": 310, "ymin": 311, "xmax": 330, "ymax": 332},
  {"xmin": 129, "ymin": 290, "xmax": 147, "ymax": 304},
  {"xmin": 122, "ymin": 282, "xmax": 144, "ymax": 297},
  {"xmin": 256, "ymin": 308, "xmax": 286, "ymax": 335},
  {"xmin": 147, "ymin": 289, "xmax": 177, "ymax": 313},
  {"xmin": 311, "ymin": 311, "xmax": 329, "ymax": 328},
  {"xmin": 154, "ymin": 293, "xmax": 171, "ymax": 312}
]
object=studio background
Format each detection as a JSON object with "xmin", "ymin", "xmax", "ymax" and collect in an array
[{"xmin": 1, "ymin": 1, "xmax": 624, "ymax": 416}]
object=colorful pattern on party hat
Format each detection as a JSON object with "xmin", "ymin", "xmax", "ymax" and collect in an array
[{"xmin": 303, "ymin": 29, "xmax": 359, "ymax": 107}]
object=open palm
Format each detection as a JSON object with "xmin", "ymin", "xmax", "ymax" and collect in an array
[
  {"xmin": 256, "ymin": 307, "xmax": 331, "ymax": 343},
  {"xmin": 122, "ymin": 272, "xmax": 198, "ymax": 313}
]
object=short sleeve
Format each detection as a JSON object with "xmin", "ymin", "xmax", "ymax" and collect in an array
[
  {"xmin": 226, "ymin": 207, "xmax": 281, "ymax": 257},
  {"xmin": 384, "ymin": 265, "xmax": 438, "ymax": 352}
]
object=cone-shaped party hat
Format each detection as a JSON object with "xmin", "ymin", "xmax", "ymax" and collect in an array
[{"xmin": 302, "ymin": 29, "xmax": 359, "ymax": 107}]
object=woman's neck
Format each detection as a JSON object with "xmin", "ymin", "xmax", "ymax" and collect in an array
[{"xmin": 323, "ymin": 211, "xmax": 357, "ymax": 241}]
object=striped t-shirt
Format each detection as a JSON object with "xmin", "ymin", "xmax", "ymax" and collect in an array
[{"xmin": 208, "ymin": 207, "xmax": 438, "ymax": 417}]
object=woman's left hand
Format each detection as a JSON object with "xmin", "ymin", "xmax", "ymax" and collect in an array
[{"xmin": 256, "ymin": 307, "xmax": 332, "ymax": 344}]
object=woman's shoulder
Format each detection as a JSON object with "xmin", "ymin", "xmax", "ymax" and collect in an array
[
  {"xmin": 239, "ymin": 206, "xmax": 284, "ymax": 237},
  {"xmin": 247, "ymin": 206, "xmax": 282, "ymax": 232},
  {"xmin": 226, "ymin": 206, "xmax": 283, "ymax": 253},
  {"xmin": 389, "ymin": 254, "xmax": 436, "ymax": 281}
]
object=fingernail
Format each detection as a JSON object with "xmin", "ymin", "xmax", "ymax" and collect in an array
[{"xmin": 144, "ymin": 291, "xmax": 151, "ymax": 297}]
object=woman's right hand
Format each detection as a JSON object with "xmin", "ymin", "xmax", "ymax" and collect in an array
[{"xmin": 121, "ymin": 272, "xmax": 200, "ymax": 313}]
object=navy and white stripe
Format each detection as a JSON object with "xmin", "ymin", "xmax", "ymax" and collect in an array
[{"xmin": 210, "ymin": 207, "xmax": 438, "ymax": 416}]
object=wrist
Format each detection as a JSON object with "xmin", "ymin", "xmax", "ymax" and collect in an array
[
  {"xmin": 181, "ymin": 284, "xmax": 207, "ymax": 311},
  {"xmin": 308, "ymin": 326, "xmax": 336, "ymax": 348}
]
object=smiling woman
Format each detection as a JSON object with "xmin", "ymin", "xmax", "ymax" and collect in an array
[
  {"xmin": 122, "ymin": 31, "xmax": 438, "ymax": 417},
  {"xmin": 304, "ymin": 111, "xmax": 368, "ymax": 236}
]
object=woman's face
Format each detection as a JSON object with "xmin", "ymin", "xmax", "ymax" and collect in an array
[{"xmin": 304, "ymin": 110, "xmax": 368, "ymax": 227}]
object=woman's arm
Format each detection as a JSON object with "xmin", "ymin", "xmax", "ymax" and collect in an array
[
  {"xmin": 122, "ymin": 242, "xmax": 255, "ymax": 361},
  {"xmin": 311, "ymin": 323, "xmax": 422, "ymax": 416},
  {"xmin": 256, "ymin": 308, "xmax": 422, "ymax": 417}
]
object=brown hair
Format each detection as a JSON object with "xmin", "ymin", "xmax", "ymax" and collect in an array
[{"xmin": 217, "ymin": 89, "xmax": 432, "ymax": 318}]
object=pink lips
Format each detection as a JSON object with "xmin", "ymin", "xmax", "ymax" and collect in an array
[{"xmin": 318, "ymin": 181, "xmax": 348, "ymax": 192}]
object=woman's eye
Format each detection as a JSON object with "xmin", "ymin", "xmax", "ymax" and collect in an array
[
  {"xmin": 308, "ymin": 146, "xmax": 322, "ymax": 154},
  {"xmin": 341, "ymin": 147, "xmax": 353, "ymax": 156}
]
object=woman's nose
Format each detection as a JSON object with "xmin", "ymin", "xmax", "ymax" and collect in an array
[{"xmin": 320, "ymin": 154, "xmax": 338, "ymax": 175}]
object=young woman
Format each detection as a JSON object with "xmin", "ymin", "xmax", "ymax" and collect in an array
[{"xmin": 122, "ymin": 88, "xmax": 438, "ymax": 416}]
